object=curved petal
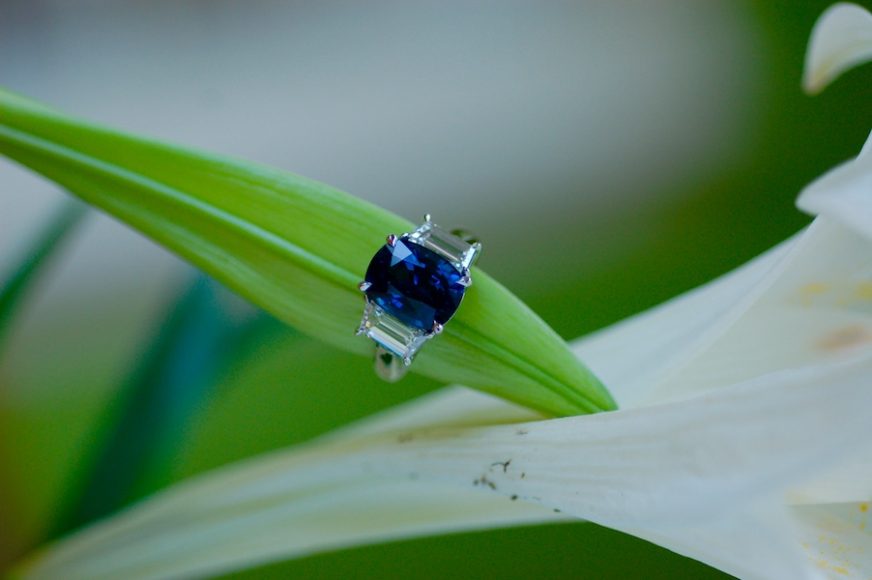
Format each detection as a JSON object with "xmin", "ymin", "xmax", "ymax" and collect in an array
[
  {"xmin": 803, "ymin": 3, "xmax": 872, "ymax": 94},
  {"xmin": 621, "ymin": 130, "xmax": 872, "ymax": 404},
  {"xmin": 572, "ymin": 235, "xmax": 797, "ymax": 407},
  {"xmin": 638, "ymin": 217, "xmax": 872, "ymax": 404},
  {"xmin": 17, "ymin": 352, "xmax": 872, "ymax": 579},
  {"xmin": 629, "ymin": 503, "xmax": 823, "ymax": 580},
  {"xmin": 17, "ymin": 484, "xmax": 559, "ymax": 580},
  {"xmin": 798, "ymin": 129, "xmax": 872, "ymax": 242},
  {"xmin": 577, "ymin": 118, "xmax": 872, "ymax": 409},
  {"xmin": 328, "ymin": 386, "xmax": 542, "ymax": 441}
]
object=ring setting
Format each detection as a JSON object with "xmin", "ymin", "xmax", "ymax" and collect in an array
[{"xmin": 356, "ymin": 214, "xmax": 481, "ymax": 382}]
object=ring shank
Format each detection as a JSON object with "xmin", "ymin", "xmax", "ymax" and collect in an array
[{"xmin": 374, "ymin": 346, "xmax": 409, "ymax": 382}]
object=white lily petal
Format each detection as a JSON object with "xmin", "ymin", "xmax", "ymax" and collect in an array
[
  {"xmin": 633, "ymin": 130, "xmax": 872, "ymax": 402},
  {"xmin": 798, "ymin": 129, "xmax": 872, "ymax": 241},
  {"xmin": 19, "ymin": 351, "xmax": 872, "ymax": 579},
  {"xmin": 788, "ymin": 445, "xmax": 872, "ymax": 505},
  {"xmin": 639, "ymin": 217, "xmax": 872, "ymax": 404},
  {"xmin": 329, "ymin": 386, "xmax": 541, "ymax": 440},
  {"xmin": 792, "ymin": 502, "xmax": 872, "ymax": 578},
  {"xmin": 628, "ymin": 502, "xmax": 822, "ymax": 580},
  {"xmin": 803, "ymin": 2, "xmax": 872, "ymax": 94},
  {"xmin": 20, "ymin": 483, "xmax": 559, "ymax": 580},
  {"xmin": 573, "ymin": 235, "xmax": 796, "ymax": 407},
  {"xmin": 582, "ymin": 128, "xmax": 872, "ymax": 406}
]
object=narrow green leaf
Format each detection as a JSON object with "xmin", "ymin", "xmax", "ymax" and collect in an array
[
  {"xmin": 48, "ymin": 276, "xmax": 262, "ymax": 539},
  {"xmin": 0, "ymin": 199, "xmax": 86, "ymax": 350},
  {"xmin": 0, "ymin": 88, "xmax": 616, "ymax": 416}
]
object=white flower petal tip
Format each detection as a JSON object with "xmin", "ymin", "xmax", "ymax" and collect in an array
[
  {"xmin": 803, "ymin": 3, "xmax": 872, "ymax": 94},
  {"xmin": 797, "ymin": 129, "xmax": 872, "ymax": 240}
]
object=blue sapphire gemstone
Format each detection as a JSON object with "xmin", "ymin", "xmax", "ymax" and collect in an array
[{"xmin": 364, "ymin": 238, "xmax": 466, "ymax": 331}]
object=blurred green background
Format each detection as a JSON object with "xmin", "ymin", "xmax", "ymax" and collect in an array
[{"xmin": 1, "ymin": 0, "xmax": 870, "ymax": 578}]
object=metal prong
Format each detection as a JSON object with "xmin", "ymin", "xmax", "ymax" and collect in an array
[
  {"xmin": 431, "ymin": 322, "xmax": 443, "ymax": 335},
  {"xmin": 458, "ymin": 273, "xmax": 472, "ymax": 288},
  {"xmin": 423, "ymin": 213, "xmax": 432, "ymax": 222},
  {"xmin": 386, "ymin": 234, "xmax": 398, "ymax": 246},
  {"xmin": 358, "ymin": 281, "xmax": 372, "ymax": 292}
]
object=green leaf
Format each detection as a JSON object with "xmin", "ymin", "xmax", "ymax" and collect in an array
[
  {"xmin": 0, "ymin": 88, "xmax": 615, "ymax": 416},
  {"xmin": 48, "ymin": 276, "xmax": 263, "ymax": 539},
  {"xmin": 0, "ymin": 199, "xmax": 86, "ymax": 351}
]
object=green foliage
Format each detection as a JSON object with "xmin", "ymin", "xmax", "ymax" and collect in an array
[
  {"xmin": 47, "ymin": 277, "xmax": 265, "ymax": 538},
  {"xmin": 0, "ymin": 88, "xmax": 615, "ymax": 417},
  {"xmin": 0, "ymin": 200, "xmax": 86, "ymax": 350}
]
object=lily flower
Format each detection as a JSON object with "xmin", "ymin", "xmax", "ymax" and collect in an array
[{"xmin": 12, "ymin": 3, "xmax": 872, "ymax": 580}]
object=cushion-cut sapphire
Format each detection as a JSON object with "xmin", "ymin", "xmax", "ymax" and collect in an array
[{"xmin": 364, "ymin": 238, "xmax": 466, "ymax": 331}]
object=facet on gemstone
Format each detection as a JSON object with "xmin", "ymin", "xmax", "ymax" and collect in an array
[{"xmin": 364, "ymin": 237, "xmax": 467, "ymax": 331}]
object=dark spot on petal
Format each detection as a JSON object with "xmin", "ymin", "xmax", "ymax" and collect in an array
[{"xmin": 490, "ymin": 460, "xmax": 511, "ymax": 473}]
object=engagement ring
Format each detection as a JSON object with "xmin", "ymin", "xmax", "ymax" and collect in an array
[{"xmin": 356, "ymin": 215, "xmax": 481, "ymax": 382}]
